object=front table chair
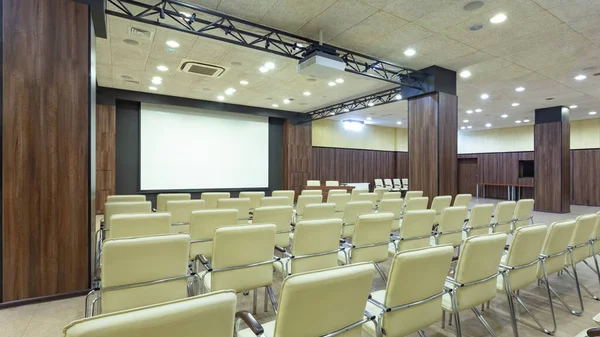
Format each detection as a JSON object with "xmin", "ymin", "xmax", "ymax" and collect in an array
[
  {"xmin": 156, "ymin": 193, "xmax": 190, "ymax": 212},
  {"xmin": 201, "ymin": 192, "xmax": 231, "ymax": 210}
]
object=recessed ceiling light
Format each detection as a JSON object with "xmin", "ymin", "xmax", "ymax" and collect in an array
[
  {"xmin": 272, "ymin": 103, "xmax": 279, "ymax": 108},
  {"xmin": 404, "ymin": 48, "xmax": 416, "ymax": 56},
  {"xmin": 303, "ymin": 91, "xmax": 311, "ymax": 96},
  {"xmin": 264, "ymin": 62, "xmax": 275, "ymax": 70},
  {"xmin": 490, "ymin": 13, "xmax": 507, "ymax": 24},
  {"xmin": 466, "ymin": 110, "xmax": 474, "ymax": 114},
  {"xmin": 366, "ymin": 117, "xmax": 372, "ymax": 120},
  {"xmin": 151, "ymin": 76, "xmax": 162, "ymax": 84},
  {"xmin": 342, "ymin": 108, "xmax": 350, "ymax": 112},
  {"xmin": 459, "ymin": 70, "xmax": 471, "ymax": 78},
  {"xmin": 467, "ymin": 125, "xmax": 472, "ymax": 129},
  {"xmin": 395, "ymin": 94, "xmax": 402, "ymax": 100},
  {"xmin": 515, "ymin": 87, "xmax": 525, "ymax": 92},
  {"xmin": 397, "ymin": 121, "xmax": 402, "ymax": 125},
  {"xmin": 574, "ymin": 74, "xmax": 587, "ymax": 81},
  {"xmin": 475, "ymin": 109, "xmax": 482, "ymax": 112},
  {"xmin": 217, "ymin": 95, "xmax": 225, "ymax": 101},
  {"xmin": 259, "ymin": 66, "xmax": 269, "ymax": 73},
  {"xmin": 590, "ymin": 111, "xmax": 598, "ymax": 115},
  {"xmin": 501, "ymin": 114, "xmax": 508, "ymax": 118},
  {"xmin": 335, "ymin": 78, "xmax": 344, "ymax": 83},
  {"xmin": 367, "ymin": 102, "xmax": 375, "ymax": 107},
  {"xmin": 149, "ymin": 86, "xmax": 157, "ymax": 91},
  {"xmin": 239, "ymin": 80, "xmax": 249, "ymax": 85},
  {"xmin": 511, "ymin": 102, "xmax": 520, "ymax": 107},
  {"xmin": 166, "ymin": 40, "xmax": 180, "ymax": 48},
  {"xmin": 485, "ymin": 123, "xmax": 492, "ymax": 128},
  {"xmin": 328, "ymin": 81, "xmax": 337, "ymax": 87},
  {"xmin": 480, "ymin": 93, "xmax": 489, "ymax": 99},
  {"xmin": 523, "ymin": 119, "xmax": 530, "ymax": 122},
  {"xmin": 283, "ymin": 99, "xmax": 291, "ymax": 104},
  {"xmin": 180, "ymin": 12, "xmax": 192, "ymax": 18},
  {"xmin": 463, "ymin": 119, "xmax": 469, "ymax": 123},
  {"xmin": 569, "ymin": 105, "xmax": 578, "ymax": 109},
  {"xmin": 515, "ymin": 120, "xmax": 522, "ymax": 124},
  {"xmin": 225, "ymin": 88, "xmax": 236, "ymax": 95},
  {"xmin": 469, "ymin": 23, "xmax": 484, "ymax": 31},
  {"xmin": 156, "ymin": 65, "xmax": 169, "ymax": 72},
  {"xmin": 461, "ymin": 126, "xmax": 466, "ymax": 130},
  {"xmin": 330, "ymin": 112, "xmax": 336, "ymax": 115},
  {"xmin": 463, "ymin": 1, "xmax": 484, "ymax": 11}
]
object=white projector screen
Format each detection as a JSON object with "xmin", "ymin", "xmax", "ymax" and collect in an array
[{"xmin": 140, "ymin": 103, "xmax": 269, "ymax": 190}]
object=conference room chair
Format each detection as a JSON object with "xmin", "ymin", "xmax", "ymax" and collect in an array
[
  {"xmin": 201, "ymin": 192, "xmax": 231, "ymax": 210},
  {"xmin": 350, "ymin": 188, "xmax": 368, "ymax": 201},
  {"xmin": 378, "ymin": 199, "xmax": 403, "ymax": 232},
  {"xmin": 431, "ymin": 206, "xmax": 468, "ymax": 250},
  {"xmin": 260, "ymin": 196, "xmax": 290, "ymax": 207},
  {"xmin": 496, "ymin": 224, "xmax": 550, "ymax": 337},
  {"xmin": 373, "ymin": 187, "xmax": 388, "ymax": 203},
  {"xmin": 563, "ymin": 214, "xmax": 599, "ymax": 301},
  {"xmin": 383, "ymin": 178, "xmax": 394, "ymax": 190},
  {"xmin": 382, "ymin": 191, "xmax": 401, "ymax": 200},
  {"xmin": 327, "ymin": 188, "xmax": 347, "ymax": 196},
  {"xmin": 574, "ymin": 314, "xmax": 600, "ymax": 337},
  {"xmin": 374, "ymin": 178, "xmax": 384, "ymax": 188},
  {"xmin": 325, "ymin": 180, "xmax": 339, "ymax": 186},
  {"xmin": 306, "ymin": 180, "xmax": 321, "ymax": 186},
  {"xmin": 166, "ymin": 200, "xmax": 206, "ymax": 233},
  {"xmin": 294, "ymin": 194, "xmax": 323, "ymax": 224},
  {"xmin": 512, "ymin": 199, "xmax": 535, "ymax": 231},
  {"xmin": 341, "ymin": 201, "xmax": 374, "ymax": 238},
  {"xmin": 354, "ymin": 192, "xmax": 379, "ymax": 206},
  {"xmin": 239, "ymin": 191, "xmax": 265, "ymax": 211},
  {"xmin": 339, "ymin": 213, "xmax": 394, "ymax": 283},
  {"xmin": 252, "ymin": 206, "xmax": 293, "ymax": 252},
  {"xmin": 491, "ymin": 201, "xmax": 516, "ymax": 234},
  {"xmin": 274, "ymin": 218, "xmax": 343, "ymax": 277},
  {"xmin": 301, "ymin": 189, "xmax": 322, "ymax": 196},
  {"xmin": 464, "ymin": 204, "xmax": 494, "ymax": 237},
  {"xmin": 390, "ymin": 210, "xmax": 435, "ymax": 255},
  {"xmin": 107, "ymin": 213, "xmax": 171, "ymax": 239},
  {"xmin": 452, "ymin": 194, "xmax": 472, "ymax": 209},
  {"xmin": 430, "ymin": 195, "xmax": 452, "ymax": 225},
  {"xmin": 298, "ymin": 203, "xmax": 336, "ymax": 222},
  {"xmin": 271, "ymin": 190, "xmax": 295, "ymax": 205},
  {"xmin": 235, "ymin": 263, "xmax": 375, "ymax": 337},
  {"xmin": 442, "ymin": 233, "xmax": 507, "ymax": 337},
  {"xmin": 156, "ymin": 193, "xmax": 191, "ymax": 212},
  {"xmin": 401, "ymin": 178, "xmax": 409, "ymax": 190},
  {"xmin": 106, "ymin": 194, "xmax": 146, "ymax": 203},
  {"xmin": 363, "ymin": 245, "xmax": 454, "ymax": 337},
  {"xmin": 587, "ymin": 213, "xmax": 600, "ymax": 285},
  {"xmin": 197, "ymin": 224, "xmax": 280, "ymax": 314},
  {"xmin": 327, "ymin": 193, "xmax": 351, "ymax": 218},
  {"xmin": 403, "ymin": 196, "xmax": 429, "ymax": 214},
  {"xmin": 189, "ymin": 209, "xmax": 238, "ymax": 268},
  {"xmin": 86, "ymin": 234, "xmax": 196, "ymax": 317},
  {"xmin": 402, "ymin": 191, "xmax": 423, "ymax": 210},
  {"xmin": 392, "ymin": 178, "xmax": 402, "ymax": 190},
  {"xmin": 66, "ymin": 291, "xmax": 238, "ymax": 337},
  {"xmin": 218, "ymin": 198, "xmax": 251, "ymax": 224}
]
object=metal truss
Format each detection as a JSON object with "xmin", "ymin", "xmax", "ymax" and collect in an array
[
  {"xmin": 307, "ymin": 87, "xmax": 403, "ymax": 121},
  {"xmin": 106, "ymin": 0, "xmax": 428, "ymax": 90}
]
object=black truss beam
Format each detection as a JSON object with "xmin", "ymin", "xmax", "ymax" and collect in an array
[
  {"xmin": 307, "ymin": 87, "xmax": 403, "ymax": 121},
  {"xmin": 106, "ymin": 0, "xmax": 428, "ymax": 90}
]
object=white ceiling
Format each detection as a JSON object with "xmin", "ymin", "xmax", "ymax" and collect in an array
[{"xmin": 97, "ymin": 0, "xmax": 600, "ymax": 130}]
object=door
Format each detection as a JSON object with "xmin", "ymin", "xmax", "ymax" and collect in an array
[{"xmin": 457, "ymin": 158, "xmax": 479, "ymax": 195}]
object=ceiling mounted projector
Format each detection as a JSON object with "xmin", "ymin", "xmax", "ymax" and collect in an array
[{"xmin": 297, "ymin": 44, "xmax": 345, "ymax": 79}]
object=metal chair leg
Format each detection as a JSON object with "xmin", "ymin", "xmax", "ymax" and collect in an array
[
  {"xmin": 563, "ymin": 267, "xmax": 599, "ymax": 301},
  {"xmin": 442, "ymin": 310, "xmax": 446, "ymax": 329},
  {"xmin": 266, "ymin": 286, "xmax": 278, "ymax": 314},
  {"xmin": 253, "ymin": 288, "xmax": 258, "ymax": 315},
  {"xmin": 472, "ymin": 307, "xmax": 498, "ymax": 337},
  {"xmin": 451, "ymin": 291, "xmax": 462, "ymax": 337},
  {"xmin": 374, "ymin": 263, "xmax": 388, "ymax": 285},
  {"xmin": 264, "ymin": 286, "xmax": 269, "ymax": 312},
  {"xmin": 449, "ymin": 313, "xmax": 453, "ymax": 326},
  {"xmin": 418, "ymin": 330, "xmax": 427, "ymax": 337},
  {"xmin": 503, "ymin": 274, "xmax": 520, "ymax": 337}
]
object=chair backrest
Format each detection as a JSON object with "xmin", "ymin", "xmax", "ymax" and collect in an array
[
  {"xmin": 301, "ymin": 203, "xmax": 336, "ymax": 221},
  {"xmin": 492, "ymin": 201, "xmax": 516, "ymax": 234},
  {"xmin": 106, "ymin": 195, "xmax": 146, "ymax": 203},
  {"xmin": 590, "ymin": 212, "xmax": 600, "ymax": 254},
  {"xmin": 401, "ymin": 178, "xmax": 409, "ymax": 188},
  {"xmin": 108, "ymin": 213, "xmax": 171, "ymax": 239},
  {"xmin": 64, "ymin": 291, "xmax": 237, "ymax": 337},
  {"xmin": 327, "ymin": 193, "xmax": 352, "ymax": 213},
  {"xmin": 327, "ymin": 189, "xmax": 347, "ymax": 196},
  {"xmin": 342, "ymin": 201, "xmax": 374, "ymax": 238},
  {"xmin": 430, "ymin": 196, "xmax": 452, "ymax": 214},
  {"xmin": 157, "ymin": 193, "xmax": 191, "ymax": 212},
  {"xmin": 101, "ymin": 234, "xmax": 190, "ymax": 314},
  {"xmin": 260, "ymin": 196, "xmax": 290, "ymax": 207},
  {"xmin": 217, "ymin": 198, "xmax": 250, "ymax": 224},
  {"xmin": 435, "ymin": 206, "xmax": 468, "ymax": 247},
  {"xmin": 295, "ymin": 195, "xmax": 323, "ymax": 215},
  {"xmin": 351, "ymin": 189, "xmax": 369, "ymax": 201},
  {"xmin": 374, "ymin": 178, "xmax": 384, "ymax": 187},
  {"xmin": 569, "ymin": 214, "xmax": 598, "ymax": 265},
  {"xmin": 238, "ymin": 191, "xmax": 265, "ymax": 210},
  {"xmin": 374, "ymin": 188, "xmax": 388, "ymax": 202},
  {"xmin": 291, "ymin": 219, "xmax": 343, "ymax": 275},
  {"xmin": 350, "ymin": 213, "xmax": 394, "ymax": 264},
  {"xmin": 513, "ymin": 199, "xmax": 534, "ymax": 229},
  {"xmin": 301, "ymin": 189, "xmax": 322, "ymax": 196},
  {"xmin": 398, "ymin": 210, "xmax": 435, "ymax": 251},
  {"xmin": 453, "ymin": 194, "xmax": 472, "ymax": 208},
  {"xmin": 538, "ymin": 220, "xmax": 576, "ymax": 276},
  {"xmin": 307, "ymin": 180, "xmax": 321, "ymax": 186},
  {"xmin": 189, "ymin": 209, "xmax": 238, "ymax": 259},
  {"xmin": 201, "ymin": 192, "xmax": 231, "ymax": 210},
  {"xmin": 210, "ymin": 224, "xmax": 276, "ymax": 292},
  {"xmin": 381, "ymin": 245, "xmax": 454, "ymax": 337},
  {"xmin": 403, "ymin": 191, "xmax": 423, "ymax": 208},
  {"xmin": 503, "ymin": 224, "xmax": 547, "ymax": 291},
  {"xmin": 252, "ymin": 206, "xmax": 293, "ymax": 248},
  {"xmin": 393, "ymin": 178, "xmax": 402, "ymax": 188},
  {"xmin": 104, "ymin": 201, "xmax": 152, "ymax": 230},
  {"xmin": 354, "ymin": 192, "xmax": 379, "ymax": 204},
  {"xmin": 382, "ymin": 192, "xmax": 401, "ymax": 200},
  {"xmin": 378, "ymin": 199, "xmax": 403, "ymax": 231},
  {"xmin": 273, "ymin": 264, "xmax": 374, "ymax": 337},
  {"xmin": 384, "ymin": 179, "xmax": 394, "ymax": 188},
  {"xmin": 466, "ymin": 203, "xmax": 494, "ymax": 236},
  {"xmin": 325, "ymin": 180, "xmax": 339, "ymax": 186},
  {"xmin": 404, "ymin": 197, "xmax": 429, "ymax": 212},
  {"xmin": 271, "ymin": 190, "xmax": 295, "ymax": 205},
  {"xmin": 453, "ymin": 233, "xmax": 507, "ymax": 309},
  {"xmin": 166, "ymin": 200, "xmax": 206, "ymax": 224}
]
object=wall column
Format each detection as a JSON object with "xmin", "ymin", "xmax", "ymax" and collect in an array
[{"xmin": 282, "ymin": 121, "xmax": 312, "ymax": 199}]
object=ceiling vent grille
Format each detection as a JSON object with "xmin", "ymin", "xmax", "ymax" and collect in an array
[
  {"xmin": 178, "ymin": 60, "xmax": 228, "ymax": 78},
  {"xmin": 128, "ymin": 26, "xmax": 154, "ymax": 39}
]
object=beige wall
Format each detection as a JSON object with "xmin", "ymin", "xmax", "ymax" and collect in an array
[
  {"xmin": 571, "ymin": 119, "xmax": 600, "ymax": 149},
  {"xmin": 312, "ymin": 119, "xmax": 407, "ymax": 151}
]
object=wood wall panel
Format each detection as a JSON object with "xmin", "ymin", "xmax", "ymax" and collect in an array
[
  {"xmin": 438, "ymin": 92, "xmax": 458, "ymax": 196},
  {"xmin": 408, "ymin": 93, "xmax": 439, "ymax": 200},
  {"xmin": 572, "ymin": 149, "xmax": 600, "ymax": 206},
  {"xmin": 396, "ymin": 152, "xmax": 409, "ymax": 180},
  {"xmin": 535, "ymin": 122, "xmax": 570, "ymax": 212},
  {"xmin": 96, "ymin": 104, "xmax": 116, "ymax": 214},
  {"xmin": 2, "ymin": 0, "xmax": 90, "ymax": 301},
  {"xmin": 283, "ymin": 122, "xmax": 312, "ymax": 198}
]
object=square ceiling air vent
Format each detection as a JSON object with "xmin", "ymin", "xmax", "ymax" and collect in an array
[
  {"xmin": 178, "ymin": 59, "xmax": 228, "ymax": 78},
  {"xmin": 128, "ymin": 26, "xmax": 154, "ymax": 40}
]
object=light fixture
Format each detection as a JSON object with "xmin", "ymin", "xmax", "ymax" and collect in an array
[
  {"xmin": 342, "ymin": 119, "xmax": 364, "ymax": 131},
  {"xmin": 574, "ymin": 74, "xmax": 587, "ymax": 81},
  {"xmin": 342, "ymin": 108, "xmax": 350, "ymax": 112},
  {"xmin": 180, "ymin": 11, "xmax": 192, "ymax": 18},
  {"xmin": 515, "ymin": 86, "xmax": 525, "ymax": 92},
  {"xmin": 523, "ymin": 119, "xmax": 531, "ymax": 122},
  {"xmin": 303, "ymin": 91, "xmax": 311, "ymax": 96},
  {"xmin": 367, "ymin": 102, "xmax": 375, "ymax": 107},
  {"xmin": 259, "ymin": 66, "xmax": 269, "ymax": 73},
  {"xmin": 463, "ymin": 119, "xmax": 469, "ymax": 123},
  {"xmin": 366, "ymin": 117, "xmax": 372, "ymax": 120},
  {"xmin": 149, "ymin": 86, "xmax": 157, "ymax": 91},
  {"xmin": 272, "ymin": 103, "xmax": 279, "ymax": 108},
  {"xmin": 490, "ymin": 13, "xmax": 507, "ymax": 24},
  {"xmin": 330, "ymin": 112, "xmax": 336, "ymax": 115},
  {"xmin": 512, "ymin": 102, "xmax": 520, "ymax": 107},
  {"xmin": 475, "ymin": 108, "xmax": 482, "ymax": 112},
  {"xmin": 264, "ymin": 62, "xmax": 275, "ymax": 70},
  {"xmin": 480, "ymin": 93, "xmax": 489, "ymax": 99},
  {"xmin": 395, "ymin": 94, "xmax": 402, "ymax": 100},
  {"xmin": 165, "ymin": 40, "xmax": 180, "ymax": 48},
  {"xmin": 396, "ymin": 121, "xmax": 402, "ymax": 125},
  {"xmin": 328, "ymin": 81, "xmax": 337, "ymax": 87},
  {"xmin": 501, "ymin": 114, "xmax": 508, "ymax": 118},
  {"xmin": 239, "ymin": 80, "xmax": 249, "ymax": 85},
  {"xmin": 151, "ymin": 76, "xmax": 163, "ymax": 84},
  {"xmin": 461, "ymin": 126, "xmax": 466, "ymax": 130},
  {"xmin": 569, "ymin": 105, "xmax": 578, "ymax": 109},
  {"xmin": 485, "ymin": 123, "xmax": 492, "ymax": 128},
  {"xmin": 466, "ymin": 110, "xmax": 474, "ymax": 114},
  {"xmin": 335, "ymin": 78, "xmax": 344, "ymax": 83},
  {"xmin": 225, "ymin": 88, "xmax": 236, "ymax": 95},
  {"xmin": 365, "ymin": 120, "xmax": 373, "ymax": 124},
  {"xmin": 283, "ymin": 99, "xmax": 291, "ymax": 104},
  {"xmin": 515, "ymin": 120, "xmax": 522, "ymax": 124},
  {"xmin": 459, "ymin": 70, "xmax": 471, "ymax": 78},
  {"xmin": 590, "ymin": 111, "xmax": 598, "ymax": 115},
  {"xmin": 404, "ymin": 48, "xmax": 416, "ymax": 56},
  {"xmin": 156, "ymin": 65, "xmax": 169, "ymax": 71},
  {"xmin": 467, "ymin": 125, "xmax": 472, "ymax": 129},
  {"xmin": 217, "ymin": 95, "xmax": 225, "ymax": 101}
]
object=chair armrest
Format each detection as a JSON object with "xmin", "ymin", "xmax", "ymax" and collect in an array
[
  {"xmin": 446, "ymin": 277, "xmax": 462, "ymax": 287},
  {"xmin": 588, "ymin": 328, "xmax": 600, "ymax": 337},
  {"xmin": 196, "ymin": 254, "xmax": 210, "ymax": 270},
  {"xmin": 274, "ymin": 245, "xmax": 287, "ymax": 253},
  {"xmin": 236, "ymin": 311, "xmax": 264, "ymax": 336}
]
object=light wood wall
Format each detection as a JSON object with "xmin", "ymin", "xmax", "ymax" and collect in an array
[{"xmin": 312, "ymin": 119, "xmax": 407, "ymax": 151}]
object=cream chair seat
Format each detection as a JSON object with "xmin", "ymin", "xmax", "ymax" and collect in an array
[
  {"xmin": 512, "ymin": 199, "xmax": 535, "ymax": 231},
  {"xmin": 301, "ymin": 189, "xmax": 322, "ymax": 196},
  {"xmin": 491, "ymin": 201, "xmax": 516, "ymax": 234},
  {"xmin": 293, "ymin": 194, "xmax": 322, "ymax": 224},
  {"xmin": 306, "ymin": 180, "xmax": 320, "ymax": 186},
  {"xmin": 327, "ymin": 189, "xmax": 347, "ymax": 196},
  {"xmin": 271, "ymin": 190, "xmax": 295, "ymax": 206},
  {"xmin": 239, "ymin": 191, "xmax": 265, "ymax": 211},
  {"xmin": 218, "ymin": 198, "xmax": 251, "ymax": 224},
  {"xmin": 299, "ymin": 203, "xmax": 336, "ymax": 221},
  {"xmin": 390, "ymin": 210, "xmax": 435, "ymax": 255},
  {"xmin": 252, "ymin": 206, "xmax": 293, "ymax": 250},
  {"xmin": 374, "ymin": 178, "xmax": 384, "ymax": 188},
  {"xmin": 354, "ymin": 192, "xmax": 379, "ymax": 205},
  {"xmin": 260, "ymin": 196, "xmax": 290, "ymax": 207},
  {"xmin": 383, "ymin": 178, "xmax": 394, "ymax": 190},
  {"xmin": 452, "ymin": 194, "xmax": 472, "ymax": 208},
  {"xmin": 166, "ymin": 200, "xmax": 206, "ymax": 233},
  {"xmin": 350, "ymin": 188, "xmax": 368, "ymax": 201},
  {"xmin": 382, "ymin": 191, "xmax": 401, "ymax": 200},
  {"xmin": 201, "ymin": 192, "xmax": 231, "ymax": 210},
  {"xmin": 430, "ymin": 195, "xmax": 452, "ymax": 225},
  {"xmin": 363, "ymin": 245, "xmax": 454, "ymax": 337},
  {"xmin": 156, "ymin": 193, "xmax": 190, "ymax": 212},
  {"xmin": 325, "ymin": 180, "xmax": 339, "ymax": 186},
  {"xmin": 341, "ymin": 201, "xmax": 374, "ymax": 238},
  {"xmin": 403, "ymin": 196, "xmax": 428, "ymax": 214},
  {"xmin": 431, "ymin": 206, "xmax": 467, "ymax": 248},
  {"xmin": 189, "ymin": 209, "xmax": 238, "ymax": 264},
  {"xmin": 464, "ymin": 204, "xmax": 494, "ymax": 237},
  {"xmin": 402, "ymin": 191, "xmax": 423, "ymax": 210},
  {"xmin": 107, "ymin": 213, "xmax": 171, "ymax": 239},
  {"xmin": 106, "ymin": 195, "xmax": 146, "ymax": 203},
  {"xmin": 327, "ymin": 193, "xmax": 351, "ymax": 218},
  {"xmin": 378, "ymin": 199, "xmax": 403, "ymax": 231}
]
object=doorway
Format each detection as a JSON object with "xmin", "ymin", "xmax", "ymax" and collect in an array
[{"xmin": 458, "ymin": 158, "xmax": 478, "ymax": 195}]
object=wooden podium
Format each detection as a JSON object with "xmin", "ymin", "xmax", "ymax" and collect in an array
[{"xmin": 302, "ymin": 185, "xmax": 355, "ymax": 200}]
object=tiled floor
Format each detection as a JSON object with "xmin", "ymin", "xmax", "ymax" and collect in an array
[{"xmin": 2, "ymin": 198, "xmax": 600, "ymax": 337}]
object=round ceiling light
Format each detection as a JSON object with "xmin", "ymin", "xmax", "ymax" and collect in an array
[
  {"xmin": 469, "ymin": 24, "xmax": 484, "ymax": 31},
  {"xmin": 490, "ymin": 13, "xmax": 507, "ymax": 24},
  {"xmin": 459, "ymin": 70, "xmax": 472, "ymax": 78}
]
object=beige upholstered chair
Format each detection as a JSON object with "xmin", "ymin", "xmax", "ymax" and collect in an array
[
  {"xmin": 491, "ymin": 201, "xmax": 516, "ymax": 234},
  {"xmin": 86, "ymin": 234, "xmax": 195, "ymax": 317},
  {"xmin": 260, "ymin": 196, "xmax": 290, "ymax": 207},
  {"xmin": 201, "ymin": 192, "xmax": 231, "ymax": 210},
  {"xmin": 339, "ymin": 213, "xmax": 394, "ymax": 283},
  {"xmin": 350, "ymin": 188, "xmax": 368, "ymax": 201},
  {"xmin": 401, "ymin": 178, "xmax": 409, "ymax": 190},
  {"xmin": 107, "ymin": 213, "xmax": 171, "ymax": 239},
  {"xmin": 236, "ymin": 264, "xmax": 375, "ymax": 337},
  {"xmin": 452, "ymin": 194, "xmax": 472, "ymax": 208},
  {"xmin": 403, "ymin": 196, "xmax": 428, "ymax": 213},
  {"xmin": 430, "ymin": 195, "xmax": 452, "ymax": 225},
  {"xmin": 325, "ymin": 180, "xmax": 339, "ymax": 186},
  {"xmin": 497, "ymin": 224, "xmax": 550, "ymax": 336},
  {"xmin": 464, "ymin": 204, "xmax": 494, "ymax": 237},
  {"xmin": 218, "ymin": 198, "xmax": 251, "ymax": 224},
  {"xmin": 301, "ymin": 189, "xmax": 322, "ymax": 196},
  {"xmin": 341, "ymin": 201, "xmax": 374, "ymax": 238},
  {"xmin": 198, "ymin": 224, "xmax": 279, "ymax": 314},
  {"xmin": 431, "ymin": 206, "xmax": 468, "ymax": 248},
  {"xmin": 383, "ymin": 178, "xmax": 394, "ymax": 190},
  {"xmin": 189, "ymin": 209, "xmax": 238, "ymax": 264},
  {"xmin": 327, "ymin": 189, "xmax": 347, "ymax": 196},
  {"xmin": 442, "ymin": 233, "xmax": 507, "ymax": 337},
  {"xmin": 374, "ymin": 188, "xmax": 388, "ymax": 202},
  {"xmin": 364, "ymin": 245, "xmax": 454, "ymax": 337},
  {"xmin": 157, "ymin": 193, "xmax": 191, "ymax": 212},
  {"xmin": 374, "ymin": 178, "xmax": 384, "ymax": 188},
  {"xmin": 166, "ymin": 200, "xmax": 206, "ymax": 233},
  {"xmin": 382, "ymin": 192, "xmax": 401, "ymax": 200},
  {"xmin": 106, "ymin": 195, "xmax": 146, "ymax": 203},
  {"xmin": 275, "ymin": 219, "xmax": 342, "ymax": 277},
  {"xmin": 306, "ymin": 180, "xmax": 321, "ymax": 186},
  {"xmin": 574, "ymin": 314, "xmax": 600, "ymax": 337},
  {"xmin": 327, "ymin": 193, "xmax": 351, "ymax": 218},
  {"xmin": 587, "ymin": 213, "xmax": 600, "ymax": 284},
  {"xmin": 402, "ymin": 191, "xmax": 424, "ymax": 210},
  {"xmin": 239, "ymin": 191, "xmax": 265, "ymax": 211},
  {"xmin": 378, "ymin": 199, "xmax": 403, "ymax": 231},
  {"xmin": 252, "ymin": 206, "xmax": 293, "ymax": 250},
  {"xmin": 299, "ymin": 203, "xmax": 336, "ymax": 222},
  {"xmin": 67, "ymin": 291, "xmax": 237, "ymax": 337},
  {"xmin": 271, "ymin": 190, "xmax": 295, "ymax": 206},
  {"xmin": 354, "ymin": 192, "xmax": 379, "ymax": 205},
  {"xmin": 392, "ymin": 178, "xmax": 402, "ymax": 190},
  {"xmin": 294, "ymin": 194, "xmax": 322, "ymax": 220},
  {"xmin": 390, "ymin": 210, "xmax": 435, "ymax": 255},
  {"xmin": 512, "ymin": 199, "xmax": 535, "ymax": 231},
  {"xmin": 564, "ymin": 215, "xmax": 598, "ymax": 302}
]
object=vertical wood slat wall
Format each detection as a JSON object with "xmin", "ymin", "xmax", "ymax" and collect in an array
[
  {"xmin": 535, "ymin": 121, "xmax": 570, "ymax": 213},
  {"xmin": 96, "ymin": 105, "xmax": 116, "ymax": 213},
  {"xmin": 282, "ymin": 122, "xmax": 312, "ymax": 198}
]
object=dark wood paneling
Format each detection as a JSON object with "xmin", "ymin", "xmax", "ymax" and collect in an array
[
  {"xmin": 311, "ymin": 147, "xmax": 336, "ymax": 183},
  {"xmin": 408, "ymin": 93, "xmax": 439, "ymax": 199},
  {"xmin": 438, "ymin": 92, "xmax": 458, "ymax": 196},
  {"xmin": 561, "ymin": 114, "xmax": 571, "ymax": 212},
  {"xmin": 396, "ymin": 152, "xmax": 409, "ymax": 179},
  {"xmin": 535, "ymin": 122, "xmax": 569, "ymax": 212},
  {"xmin": 96, "ymin": 104, "xmax": 116, "ymax": 213},
  {"xmin": 283, "ymin": 122, "xmax": 312, "ymax": 198},
  {"xmin": 458, "ymin": 158, "xmax": 478, "ymax": 195},
  {"xmin": 2, "ymin": 0, "xmax": 90, "ymax": 301},
  {"xmin": 572, "ymin": 149, "xmax": 600, "ymax": 206}
]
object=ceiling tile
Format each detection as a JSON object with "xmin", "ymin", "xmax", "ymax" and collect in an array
[
  {"xmin": 260, "ymin": 0, "xmax": 338, "ymax": 33},
  {"xmin": 330, "ymin": 11, "xmax": 409, "ymax": 51},
  {"xmin": 382, "ymin": 0, "xmax": 458, "ymax": 21},
  {"xmin": 216, "ymin": 0, "xmax": 279, "ymax": 23}
]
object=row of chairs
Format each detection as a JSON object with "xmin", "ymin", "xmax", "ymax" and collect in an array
[{"xmin": 374, "ymin": 178, "xmax": 408, "ymax": 191}]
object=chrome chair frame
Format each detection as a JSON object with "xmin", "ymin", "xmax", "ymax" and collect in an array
[
  {"xmin": 511, "ymin": 216, "xmax": 534, "ymax": 233},
  {"xmin": 583, "ymin": 236, "xmax": 600, "ymax": 287},
  {"xmin": 539, "ymin": 247, "xmax": 585, "ymax": 316},
  {"xmin": 491, "ymin": 220, "xmax": 513, "ymax": 233},
  {"xmin": 281, "ymin": 248, "xmax": 345, "ymax": 278},
  {"xmin": 390, "ymin": 233, "xmax": 432, "ymax": 253},
  {"xmin": 561, "ymin": 241, "xmax": 600, "ymax": 301},
  {"xmin": 431, "ymin": 228, "xmax": 464, "ymax": 246},
  {"xmin": 340, "ymin": 240, "xmax": 390, "ymax": 284}
]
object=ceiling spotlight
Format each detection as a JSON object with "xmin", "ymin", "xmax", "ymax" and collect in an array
[
  {"xmin": 515, "ymin": 86, "xmax": 525, "ymax": 92},
  {"xmin": 342, "ymin": 108, "xmax": 350, "ymax": 112},
  {"xmin": 490, "ymin": 13, "xmax": 507, "ymax": 24},
  {"xmin": 264, "ymin": 62, "xmax": 275, "ymax": 70},
  {"xmin": 523, "ymin": 119, "xmax": 531, "ymax": 122},
  {"xmin": 404, "ymin": 48, "xmax": 416, "ymax": 56},
  {"xmin": 397, "ymin": 121, "xmax": 402, "ymax": 125},
  {"xmin": 149, "ymin": 86, "xmax": 157, "ymax": 91},
  {"xmin": 463, "ymin": 119, "xmax": 469, "ymax": 123},
  {"xmin": 569, "ymin": 105, "xmax": 578, "ymax": 109},
  {"xmin": 459, "ymin": 70, "xmax": 471, "ymax": 78},
  {"xmin": 480, "ymin": 93, "xmax": 490, "ymax": 99},
  {"xmin": 303, "ymin": 91, "xmax": 311, "ymax": 96},
  {"xmin": 366, "ymin": 117, "xmax": 372, "ymax": 120},
  {"xmin": 225, "ymin": 88, "xmax": 236, "ymax": 95},
  {"xmin": 335, "ymin": 78, "xmax": 344, "ymax": 83},
  {"xmin": 239, "ymin": 80, "xmax": 249, "ymax": 85},
  {"xmin": 467, "ymin": 125, "xmax": 472, "ymax": 129},
  {"xmin": 512, "ymin": 102, "xmax": 520, "ymax": 107},
  {"xmin": 330, "ymin": 112, "xmax": 336, "ymax": 115},
  {"xmin": 395, "ymin": 94, "xmax": 402, "ymax": 100},
  {"xmin": 590, "ymin": 111, "xmax": 598, "ymax": 115},
  {"xmin": 475, "ymin": 109, "xmax": 482, "ymax": 112},
  {"xmin": 574, "ymin": 74, "xmax": 587, "ymax": 81},
  {"xmin": 328, "ymin": 81, "xmax": 337, "ymax": 87},
  {"xmin": 166, "ymin": 40, "xmax": 180, "ymax": 48},
  {"xmin": 461, "ymin": 126, "xmax": 466, "ymax": 130},
  {"xmin": 367, "ymin": 102, "xmax": 375, "ymax": 107},
  {"xmin": 272, "ymin": 103, "xmax": 279, "ymax": 108},
  {"xmin": 466, "ymin": 110, "xmax": 474, "ymax": 114},
  {"xmin": 180, "ymin": 11, "xmax": 192, "ymax": 18},
  {"xmin": 259, "ymin": 66, "xmax": 269, "ymax": 73},
  {"xmin": 485, "ymin": 123, "xmax": 492, "ymax": 128},
  {"xmin": 283, "ymin": 99, "xmax": 291, "ymax": 104},
  {"xmin": 515, "ymin": 120, "xmax": 522, "ymax": 124},
  {"xmin": 151, "ymin": 76, "xmax": 163, "ymax": 84},
  {"xmin": 217, "ymin": 95, "xmax": 225, "ymax": 101},
  {"xmin": 156, "ymin": 65, "xmax": 169, "ymax": 72}
]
